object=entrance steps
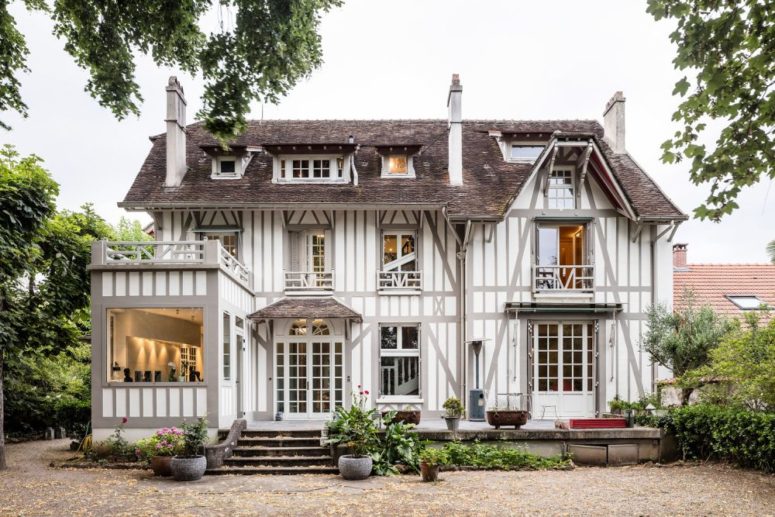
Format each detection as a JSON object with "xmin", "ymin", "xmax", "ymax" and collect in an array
[{"xmin": 206, "ymin": 428, "xmax": 338, "ymax": 475}]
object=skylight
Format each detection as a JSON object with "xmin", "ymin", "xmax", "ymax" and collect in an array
[{"xmin": 727, "ymin": 295, "xmax": 766, "ymax": 310}]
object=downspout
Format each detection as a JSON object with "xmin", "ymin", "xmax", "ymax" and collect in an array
[{"xmin": 350, "ymin": 152, "xmax": 359, "ymax": 186}]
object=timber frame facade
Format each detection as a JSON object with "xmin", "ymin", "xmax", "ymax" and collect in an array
[{"xmin": 88, "ymin": 76, "xmax": 686, "ymax": 439}]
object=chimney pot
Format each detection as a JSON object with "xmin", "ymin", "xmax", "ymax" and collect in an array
[
  {"xmin": 673, "ymin": 243, "xmax": 688, "ymax": 269},
  {"xmin": 447, "ymin": 73, "xmax": 463, "ymax": 186},
  {"xmin": 603, "ymin": 91, "xmax": 626, "ymax": 154}
]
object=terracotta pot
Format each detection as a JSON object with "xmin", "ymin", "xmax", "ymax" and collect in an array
[
  {"xmin": 486, "ymin": 410, "xmax": 529, "ymax": 429},
  {"xmin": 420, "ymin": 461, "xmax": 440, "ymax": 482},
  {"xmin": 382, "ymin": 410, "xmax": 421, "ymax": 425},
  {"xmin": 150, "ymin": 455, "xmax": 173, "ymax": 476}
]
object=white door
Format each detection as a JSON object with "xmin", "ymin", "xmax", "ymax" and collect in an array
[
  {"xmin": 532, "ymin": 322, "xmax": 595, "ymax": 418},
  {"xmin": 275, "ymin": 319, "xmax": 344, "ymax": 419}
]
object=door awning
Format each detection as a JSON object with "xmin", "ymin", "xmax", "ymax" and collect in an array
[
  {"xmin": 249, "ymin": 297, "xmax": 362, "ymax": 323},
  {"xmin": 505, "ymin": 302, "xmax": 622, "ymax": 314}
]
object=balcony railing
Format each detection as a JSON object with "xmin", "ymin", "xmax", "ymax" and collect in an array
[
  {"xmin": 533, "ymin": 264, "xmax": 594, "ymax": 292},
  {"xmin": 284, "ymin": 270, "xmax": 334, "ymax": 293},
  {"xmin": 94, "ymin": 240, "xmax": 250, "ymax": 288},
  {"xmin": 377, "ymin": 270, "xmax": 423, "ymax": 292}
]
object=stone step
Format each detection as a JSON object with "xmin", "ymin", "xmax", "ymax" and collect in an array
[
  {"xmin": 225, "ymin": 456, "xmax": 334, "ymax": 468},
  {"xmin": 233, "ymin": 446, "xmax": 330, "ymax": 457},
  {"xmin": 240, "ymin": 429, "xmax": 323, "ymax": 438},
  {"xmin": 237, "ymin": 437, "xmax": 323, "ymax": 448},
  {"xmin": 207, "ymin": 465, "xmax": 339, "ymax": 476}
]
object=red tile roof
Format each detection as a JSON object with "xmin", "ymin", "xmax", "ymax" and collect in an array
[{"xmin": 674, "ymin": 264, "xmax": 775, "ymax": 323}]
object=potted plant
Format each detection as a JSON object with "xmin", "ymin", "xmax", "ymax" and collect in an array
[
  {"xmin": 382, "ymin": 405, "xmax": 421, "ymax": 425},
  {"xmin": 608, "ymin": 395, "xmax": 626, "ymax": 415},
  {"xmin": 419, "ymin": 447, "xmax": 448, "ymax": 482},
  {"xmin": 442, "ymin": 397, "xmax": 464, "ymax": 431},
  {"xmin": 327, "ymin": 388, "xmax": 377, "ymax": 480},
  {"xmin": 486, "ymin": 394, "xmax": 529, "ymax": 429},
  {"xmin": 136, "ymin": 427, "xmax": 184, "ymax": 476},
  {"xmin": 170, "ymin": 417, "xmax": 209, "ymax": 481}
]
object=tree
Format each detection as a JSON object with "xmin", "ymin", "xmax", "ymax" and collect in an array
[
  {"xmin": 643, "ymin": 292, "xmax": 733, "ymax": 402},
  {"xmin": 113, "ymin": 217, "xmax": 153, "ymax": 242},
  {"xmin": 767, "ymin": 239, "xmax": 775, "ymax": 265},
  {"xmin": 0, "ymin": 146, "xmax": 112, "ymax": 470},
  {"xmin": 0, "ymin": 0, "xmax": 342, "ymax": 141},
  {"xmin": 646, "ymin": 0, "xmax": 774, "ymax": 221}
]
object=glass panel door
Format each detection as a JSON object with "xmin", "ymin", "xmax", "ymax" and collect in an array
[
  {"xmin": 288, "ymin": 342, "xmax": 308, "ymax": 415},
  {"xmin": 311, "ymin": 342, "xmax": 332, "ymax": 415}
]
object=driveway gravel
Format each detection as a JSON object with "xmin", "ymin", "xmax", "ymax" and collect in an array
[{"xmin": 1, "ymin": 440, "xmax": 773, "ymax": 516}]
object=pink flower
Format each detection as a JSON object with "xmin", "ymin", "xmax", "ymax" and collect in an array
[
  {"xmin": 357, "ymin": 384, "xmax": 362, "ymax": 388},
  {"xmin": 122, "ymin": 417, "xmax": 128, "ymax": 424},
  {"xmin": 364, "ymin": 390, "xmax": 370, "ymax": 395}
]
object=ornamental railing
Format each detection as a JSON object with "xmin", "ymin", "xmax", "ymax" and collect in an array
[
  {"xmin": 533, "ymin": 264, "xmax": 594, "ymax": 292},
  {"xmin": 377, "ymin": 270, "xmax": 423, "ymax": 291},
  {"xmin": 284, "ymin": 270, "xmax": 335, "ymax": 293}
]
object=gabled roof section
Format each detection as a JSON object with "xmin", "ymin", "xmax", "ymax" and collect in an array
[
  {"xmin": 249, "ymin": 297, "xmax": 362, "ymax": 323},
  {"xmin": 122, "ymin": 119, "xmax": 685, "ymax": 221}
]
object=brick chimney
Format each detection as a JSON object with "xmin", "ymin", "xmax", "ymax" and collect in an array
[
  {"xmin": 673, "ymin": 243, "xmax": 688, "ymax": 269},
  {"xmin": 447, "ymin": 74, "xmax": 463, "ymax": 186},
  {"xmin": 165, "ymin": 76, "xmax": 187, "ymax": 187},
  {"xmin": 603, "ymin": 91, "xmax": 626, "ymax": 154}
]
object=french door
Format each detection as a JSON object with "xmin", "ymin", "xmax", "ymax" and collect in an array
[
  {"xmin": 531, "ymin": 322, "xmax": 595, "ymax": 418},
  {"xmin": 275, "ymin": 334, "xmax": 343, "ymax": 419}
]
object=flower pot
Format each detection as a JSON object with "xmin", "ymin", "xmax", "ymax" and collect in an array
[
  {"xmin": 443, "ymin": 416, "xmax": 460, "ymax": 431},
  {"xmin": 338, "ymin": 454, "xmax": 372, "ymax": 480},
  {"xmin": 171, "ymin": 455, "xmax": 207, "ymax": 481},
  {"xmin": 150, "ymin": 455, "xmax": 173, "ymax": 477},
  {"xmin": 382, "ymin": 410, "xmax": 421, "ymax": 425},
  {"xmin": 486, "ymin": 410, "xmax": 529, "ymax": 429},
  {"xmin": 420, "ymin": 461, "xmax": 440, "ymax": 482}
]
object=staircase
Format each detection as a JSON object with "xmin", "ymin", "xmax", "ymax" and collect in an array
[{"xmin": 206, "ymin": 429, "xmax": 338, "ymax": 475}]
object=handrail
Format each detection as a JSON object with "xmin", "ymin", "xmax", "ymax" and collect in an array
[
  {"xmin": 105, "ymin": 241, "xmax": 205, "ymax": 263},
  {"xmin": 377, "ymin": 270, "xmax": 423, "ymax": 291},
  {"xmin": 533, "ymin": 264, "xmax": 594, "ymax": 292},
  {"xmin": 284, "ymin": 270, "xmax": 335, "ymax": 291},
  {"xmin": 218, "ymin": 247, "xmax": 251, "ymax": 286}
]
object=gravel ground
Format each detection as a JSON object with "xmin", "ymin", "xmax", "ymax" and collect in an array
[{"xmin": 1, "ymin": 440, "xmax": 773, "ymax": 516}]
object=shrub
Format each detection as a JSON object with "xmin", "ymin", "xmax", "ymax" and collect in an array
[
  {"xmin": 180, "ymin": 417, "xmax": 209, "ymax": 457},
  {"xmin": 371, "ymin": 416, "xmax": 423, "ymax": 475},
  {"xmin": 442, "ymin": 441, "xmax": 570, "ymax": 470},
  {"xmin": 326, "ymin": 391, "xmax": 378, "ymax": 458},
  {"xmin": 664, "ymin": 405, "xmax": 775, "ymax": 472},
  {"xmin": 135, "ymin": 427, "xmax": 184, "ymax": 460},
  {"xmin": 442, "ymin": 397, "xmax": 464, "ymax": 418},
  {"xmin": 419, "ymin": 447, "xmax": 448, "ymax": 467}
]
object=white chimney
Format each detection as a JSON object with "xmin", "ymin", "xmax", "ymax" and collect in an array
[
  {"xmin": 165, "ymin": 76, "xmax": 187, "ymax": 187},
  {"xmin": 603, "ymin": 91, "xmax": 626, "ymax": 154},
  {"xmin": 447, "ymin": 74, "xmax": 463, "ymax": 186}
]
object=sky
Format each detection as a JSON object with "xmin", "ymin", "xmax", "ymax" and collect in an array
[{"xmin": 4, "ymin": 0, "xmax": 773, "ymax": 263}]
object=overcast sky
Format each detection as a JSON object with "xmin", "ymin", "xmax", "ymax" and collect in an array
[{"xmin": 4, "ymin": 0, "xmax": 772, "ymax": 263}]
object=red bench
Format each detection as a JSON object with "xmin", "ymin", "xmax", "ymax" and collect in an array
[{"xmin": 569, "ymin": 418, "xmax": 627, "ymax": 429}]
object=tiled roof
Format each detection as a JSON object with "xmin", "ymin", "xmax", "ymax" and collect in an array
[
  {"xmin": 674, "ymin": 264, "xmax": 775, "ymax": 323},
  {"xmin": 121, "ymin": 119, "xmax": 685, "ymax": 220},
  {"xmin": 248, "ymin": 297, "xmax": 362, "ymax": 322}
]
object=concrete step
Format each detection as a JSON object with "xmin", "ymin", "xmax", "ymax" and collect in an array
[
  {"xmin": 225, "ymin": 456, "xmax": 334, "ymax": 468},
  {"xmin": 207, "ymin": 465, "xmax": 339, "ymax": 476},
  {"xmin": 233, "ymin": 446, "xmax": 330, "ymax": 457},
  {"xmin": 237, "ymin": 437, "xmax": 322, "ymax": 448},
  {"xmin": 240, "ymin": 430, "xmax": 323, "ymax": 438}
]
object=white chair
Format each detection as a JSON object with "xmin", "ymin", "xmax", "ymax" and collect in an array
[{"xmin": 540, "ymin": 405, "xmax": 558, "ymax": 420}]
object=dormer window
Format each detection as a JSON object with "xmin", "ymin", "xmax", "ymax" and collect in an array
[
  {"xmin": 279, "ymin": 156, "xmax": 345, "ymax": 181},
  {"xmin": 547, "ymin": 168, "xmax": 575, "ymax": 209},
  {"xmin": 219, "ymin": 159, "xmax": 236, "ymax": 175},
  {"xmin": 510, "ymin": 144, "xmax": 544, "ymax": 162},
  {"xmin": 387, "ymin": 155, "xmax": 408, "ymax": 175},
  {"xmin": 379, "ymin": 147, "xmax": 418, "ymax": 178},
  {"xmin": 211, "ymin": 155, "xmax": 245, "ymax": 179}
]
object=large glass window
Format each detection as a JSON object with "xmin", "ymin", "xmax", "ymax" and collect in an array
[
  {"xmin": 379, "ymin": 324, "xmax": 420, "ymax": 397},
  {"xmin": 107, "ymin": 308, "xmax": 204, "ymax": 383},
  {"xmin": 280, "ymin": 157, "xmax": 344, "ymax": 180},
  {"xmin": 383, "ymin": 232, "xmax": 417, "ymax": 271},
  {"xmin": 535, "ymin": 224, "xmax": 591, "ymax": 291},
  {"xmin": 547, "ymin": 169, "xmax": 575, "ymax": 209}
]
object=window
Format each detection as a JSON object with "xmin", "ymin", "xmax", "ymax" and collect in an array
[
  {"xmin": 223, "ymin": 312, "xmax": 231, "ymax": 380},
  {"xmin": 547, "ymin": 169, "xmax": 575, "ymax": 209},
  {"xmin": 380, "ymin": 324, "xmax": 420, "ymax": 397},
  {"xmin": 309, "ymin": 233, "xmax": 326, "ymax": 273},
  {"xmin": 106, "ymin": 308, "xmax": 204, "ymax": 383},
  {"xmin": 534, "ymin": 322, "xmax": 594, "ymax": 392},
  {"xmin": 202, "ymin": 232, "xmax": 239, "ymax": 259},
  {"xmin": 387, "ymin": 155, "xmax": 408, "ymax": 175},
  {"xmin": 220, "ymin": 159, "xmax": 236, "ymax": 174},
  {"xmin": 383, "ymin": 232, "xmax": 416, "ymax": 271},
  {"xmin": 535, "ymin": 224, "xmax": 592, "ymax": 291},
  {"xmin": 510, "ymin": 145, "xmax": 544, "ymax": 161},
  {"xmin": 213, "ymin": 155, "xmax": 240, "ymax": 178},
  {"xmin": 727, "ymin": 295, "xmax": 767, "ymax": 310},
  {"xmin": 279, "ymin": 156, "xmax": 344, "ymax": 181}
]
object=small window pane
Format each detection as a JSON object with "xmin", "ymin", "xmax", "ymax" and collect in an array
[
  {"xmin": 220, "ymin": 160, "xmax": 236, "ymax": 174},
  {"xmin": 727, "ymin": 296, "xmax": 765, "ymax": 310},
  {"xmin": 223, "ymin": 313, "xmax": 231, "ymax": 380},
  {"xmin": 401, "ymin": 326, "xmax": 419, "ymax": 349},
  {"xmin": 380, "ymin": 356, "xmax": 419, "ymax": 396},
  {"xmin": 380, "ymin": 326, "xmax": 398, "ymax": 349},
  {"xmin": 383, "ymin": 235, "xmax": 398, "ymax": 264},
  {"xmin": 510, "ymin": 145, "xmax": 544, "ymax": 161},
  {"xmin": 388, "ymin": 155, "xmax": 408, "ymax": 174}
]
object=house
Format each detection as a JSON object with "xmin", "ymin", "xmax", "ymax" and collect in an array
[
  {"xmin": 673, "ymin": 243, "xmax": 774, "ymax": 323},
  {"xmin": 89, "ymin": 75, "xmax": 686, "ymax": 440}
]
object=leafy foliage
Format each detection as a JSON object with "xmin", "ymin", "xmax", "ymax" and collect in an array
[
  {"xmin": 180, "ymin": 417, "xmax": 209, "ymax": 457},
  {"xmin": 442, "ymin": 397, "xmax": 465, "ymax": 417},
  {"xmin": 1, "ymin": 0, "xmax": 342, "ymax": 141},
  {"xmin": 326, "ymin": 392, "xmax": 379, "ymax": 458},
  {"xmin": 113, "ymin": 217, "xmax": 153, "ymax": 242},
  {"xmin": 643, "ymin": 293, "xmax": 733, "ymax": 378},
  {"xmin": 662, "ymin": 404, "xmax": 775, "ymax": 473},
  {"xmin": 134, "ymin": 427, "xmax": 185, "ymax": 460},
  {"xmin": 683, "ymin": 316, "xmax": 775, "ymax": 411},
  {"xmin": 646, "ymin": 0, "xmax": 774, "ymax": 220},
  {"xmin": 442, "ymin": 441, "xmax": 571, "ymax": 470},
  {"xmin": 371, "ymin": 412, "xmax": 423, "ymax": 475},
  {"xmin": 418, "ymin": 447, "xmax": 448, "ymax": 467}
]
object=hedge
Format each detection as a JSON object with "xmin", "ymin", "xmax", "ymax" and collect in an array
[{"xmin": 662, "ymin": 405, "xmax": 775, "ymax": 473}]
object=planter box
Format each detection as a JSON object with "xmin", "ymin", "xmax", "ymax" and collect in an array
[
  {"xmin": 486, "ymin": 410, "xmax": 528, "ymax": 429},
  {"xmin": 383, "ymin": 410, "xmax": 421, "ymax": 426}
]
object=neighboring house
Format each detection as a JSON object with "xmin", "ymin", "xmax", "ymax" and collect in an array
[
  {"xmin": 673, "ymin": 243, "xmax": 774, "ymax": 323},
  {"xmin": 89, "ymin": 75, "xmax": 686, "ymax": 439}
]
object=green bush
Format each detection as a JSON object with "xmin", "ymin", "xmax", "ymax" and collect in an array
[
  {"xmin": 442, "ymin": 441, "xmax": 570, "ymax": 470},
  {"xmin": 419, "ymin": 447, "xmax": 448, "ymax": 467},
  {"xmin": 664, "ymin": 405, "xmax": 775, "ymax": 472},
  {"xmin": 371, "ymin": 414, "xmax": 423, "ymax": 475}
]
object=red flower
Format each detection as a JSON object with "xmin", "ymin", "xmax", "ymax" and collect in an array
[
  {"xmin": 359, "ymin": 391, "xmax": 363, "ymax": 395},
  {"xmin": 357, "ymin": 384, "xmax": 362, "ymax": 388},
  {"xmin": 122, "ymin": 417, "xmax": 128, "ymax": 424},
  {"xmin": 364, "ymin": 390, "xmax": 370, "ymax": 395}
]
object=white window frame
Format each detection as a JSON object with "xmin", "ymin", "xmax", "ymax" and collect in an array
[
  {"xmin": 223, "ymin": 312, "xmax": 232, "ymax": 381},
  {"xmin": 274, "ymin": 154, "xmax": 349, "ymax": 184},
  {"xmin": 380, "ymin": 154, "xmax": 416, "ymax": 178},
  {"xmin": 508, "ymin": 142, "xmax": 546, "ymax": 163},
  {"xmin": 199, "ymin": 230, "xmax": 240, "ymax": 259},
  {"xmin": 378, "ymin": 323, "xmax": 422, "ymax": 402},
  {"xmin": 546, "ymin": 167, "xmax": 576, "ymax": 209},
  {"xmin": 726, "ymin": 295, "xmax": 767, "ymax": 310},
  {"xmin": 212, "ymin": 155, "xmax": 241, "ymax": 179},
  {"xmin": 382, "ymin": 231, "xmax": 418, "ymax": 271}
]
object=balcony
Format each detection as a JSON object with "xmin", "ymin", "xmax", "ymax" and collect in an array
[
  {"xmin": 377, "ymin": 270, "xmax": 423, "ymax": 294},
  {"xmin": 91, "ymin": 240, "xmax": 250, "ymax": 288},
  {"xmin": 284, "ymin": 270, "xmax": 334, "ymax": 296},
  {"xmin": 533, "ymin": 264, "xmax": 594, "ymax": 294}
]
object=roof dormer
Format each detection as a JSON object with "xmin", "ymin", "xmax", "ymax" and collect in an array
[
  {"xmin": 264, "ymin": 143, "xmax": 358, "ymax": 184},
  {"xmin": 200, "ymin": 144, "xmax": 258, "ymax": 179},
  {"xmin": 376, "ymin": 145, "xmax": 422, "ymax": 178}
]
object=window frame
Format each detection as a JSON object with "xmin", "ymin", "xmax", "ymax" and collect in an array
[
  {"xmin": 382, "ymin": 230, "xmax": 418, "ymax": 272},
  {"xmin": 726, "ymin": 295, "xmax": 767, "ymax": 310},
  {"xmin": 380, "ymin": 154, "xmax": 416, "ymax": 178},
  {"xmin": 378, "ymin": 323, "xmax": 421, "ymax": 400},
  {"xmin": 212, "ymin": 155, "xmax": 242, "ymax": 179},
  {"xmin": 546, "ymin": 167, "xmax": 576, "ymax": 210},
  {"xmin": 509, "ymin": 144, "xmax": 546, "ymax": 162},
  {"xmin": 199, "ymin": 230, "xmax": 240, "ymax": 260},
  {"xmin": 276, "ymin": 154, "xmax": 348, "ymax": 183},
  {"xmin": 223, "ymin": 312, "xmax": 232, "ymax": 381}
]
